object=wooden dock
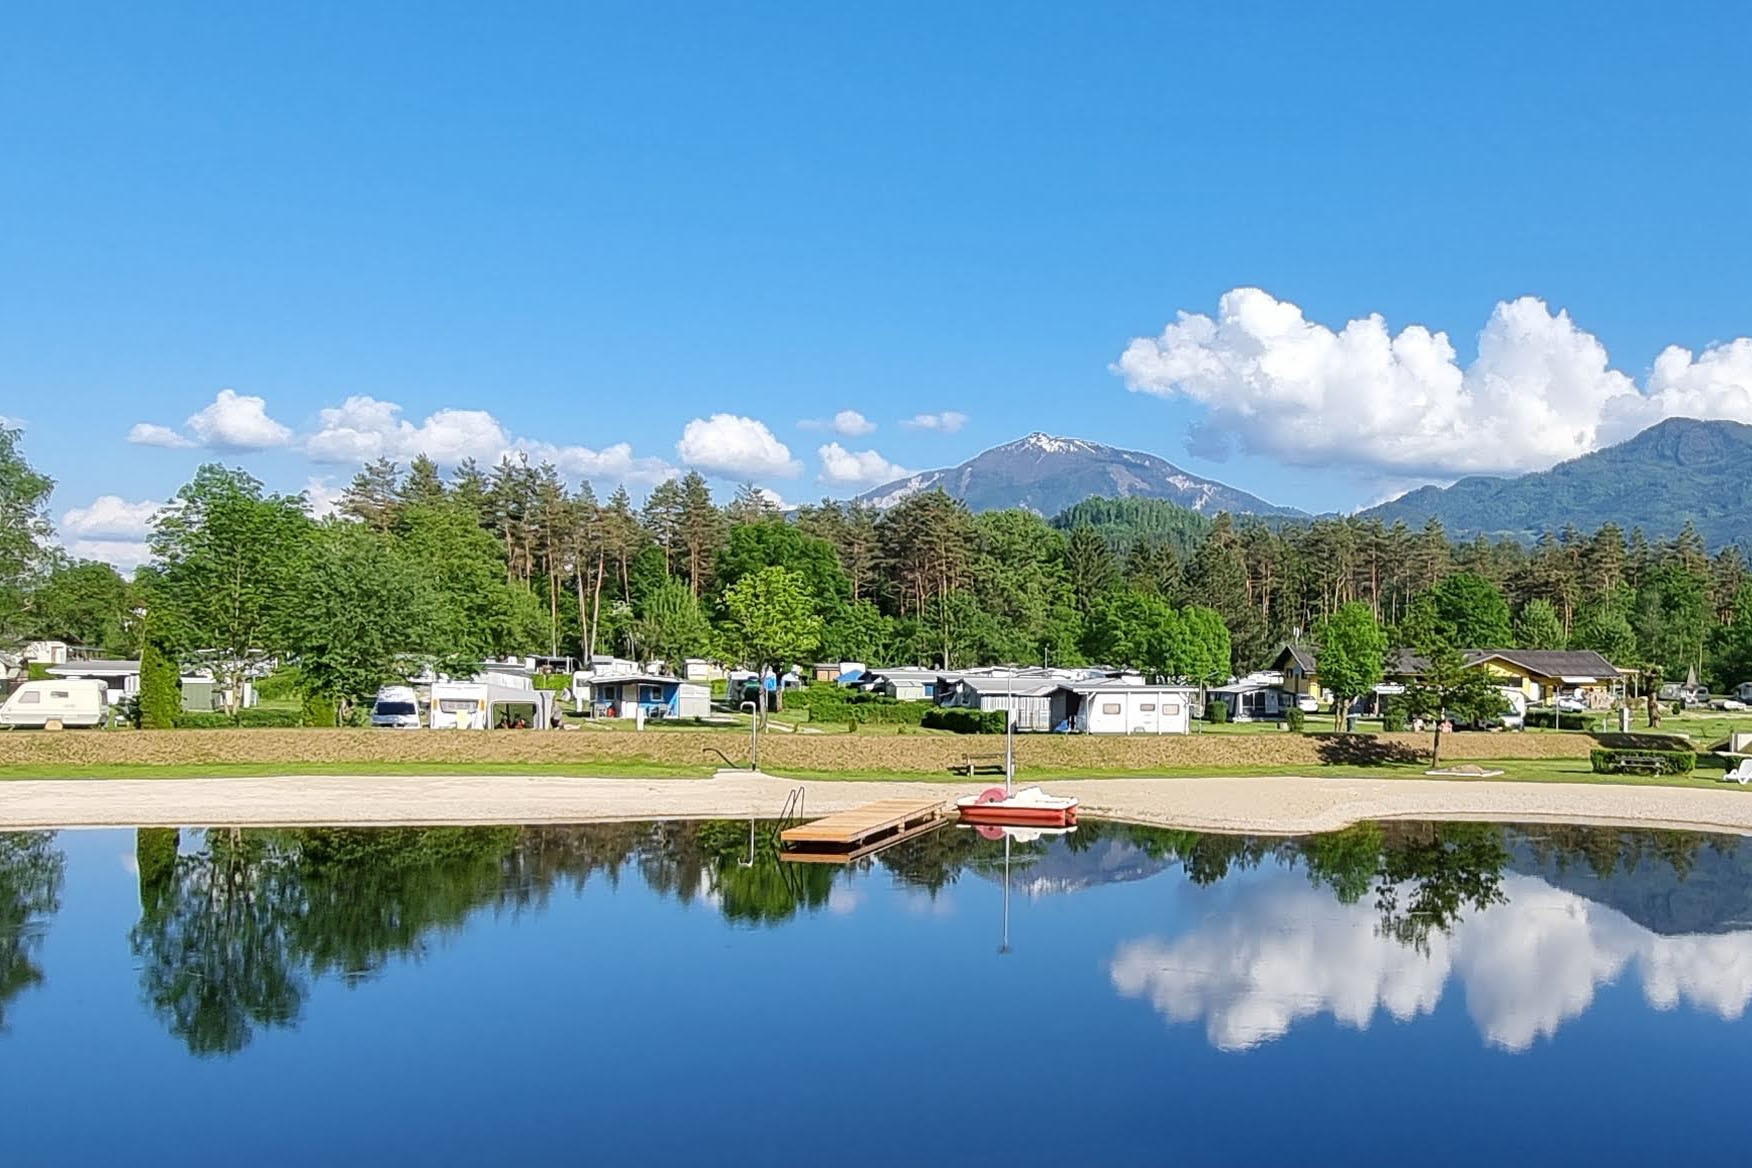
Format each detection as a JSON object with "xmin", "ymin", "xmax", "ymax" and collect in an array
[{"xmin": 779, "ymin": 797, "xmax": 948, "ymax": 863}]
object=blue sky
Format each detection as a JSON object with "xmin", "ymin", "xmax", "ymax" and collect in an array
[{"xmin": 5, "ymin": 1, "xmax": 1752, "ymax": 566}]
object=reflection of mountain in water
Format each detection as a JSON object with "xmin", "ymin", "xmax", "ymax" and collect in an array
[
  {"xmin": 1507, "ymin": 827, "xmax": 1752, "ymax": 935},
  {"xmin": 968, "ymin": 835, "xmax": 1171, "ymax": 897}
]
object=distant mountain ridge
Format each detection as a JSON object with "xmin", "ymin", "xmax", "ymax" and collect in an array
[
  {"xmin": 1361, "ymin": 418, "xmax": 1752, "ymax": 547},
  {"xmin": 855, "ymin": 432, "xmax": 1302, "ymax": 518}
]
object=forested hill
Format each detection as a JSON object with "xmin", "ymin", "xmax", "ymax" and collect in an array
[
  {"xmin": 1361, "ymin": 418, "xmax": 1752, "ymax": 548},
  {"xmin": 1052, "ymin": 497, "xmax": 1211, "ymax": 559},
  {"xmin": 855, "ymin": 432, "xmax": 1303, "ymax": 518}
]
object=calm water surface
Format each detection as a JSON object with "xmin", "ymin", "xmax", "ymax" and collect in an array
[{"xmin": 3, "ymin": 819, "xmax": 1751, "ymax": 1166}]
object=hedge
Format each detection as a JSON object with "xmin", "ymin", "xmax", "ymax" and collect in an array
[
  {"xmin": 788, "ymin": 684, "xmax": 929, "ymax": 726},
  {"xmin": 1589, "ymin": 748, "xmax": 1696, "ymax": 775},
  {"xmin": 921, "ymin": 707, "xmax": 1007, "ymax": 734},
  {"xmin": 532, "ymin": 674, "xmax": 570, "ymax": 692},
  {"xmin": 1526, "ymin": 708, "xmax": 1603, "ymax": 731},
  {"xmin": 174, "ymin": 708, "xmax": 310, "ymax": 730},
  {"xmin": 1206, "ymin": 699, "xmax": 1229, "ymax": 724}
]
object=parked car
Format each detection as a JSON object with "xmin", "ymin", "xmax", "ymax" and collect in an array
[
  {"xmin": 1296, "ymin": 696, "xmax": 1319, "ymax": 714},
  {"xmin": 369, "ymin": 685, "xmax": 422, "ymax": 729}
]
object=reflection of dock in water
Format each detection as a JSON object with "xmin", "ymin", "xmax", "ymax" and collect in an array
[{"xmin": 779, "ymin": 798, "xmax": 947, "ymax": 864}]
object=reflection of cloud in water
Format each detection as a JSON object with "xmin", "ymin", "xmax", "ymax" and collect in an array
[
  {"xmin": 1110, "ymin": 874, "xmax": 1752, "ymax": 1052},
  {"xmin": 828, "ymin": 886, "xmax": 863, "ymax": 916}
]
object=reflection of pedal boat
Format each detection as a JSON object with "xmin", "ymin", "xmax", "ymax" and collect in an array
[
  {"xmin": 956, "ymin": 785, "xmax": 1078, "ymax": 827},
  {"xmin": 969, "ymin": 823, "xmax": 1077, "ymax": 842}
]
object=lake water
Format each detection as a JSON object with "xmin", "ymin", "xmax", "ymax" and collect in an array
[{"xmin": 3, "ymin": 819, "xmax": 1752, "ymax": 1166}]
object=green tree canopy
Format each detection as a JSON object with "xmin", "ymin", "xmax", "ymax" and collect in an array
[
  {"xmin": 718, "ymin": 566, "xmax": 822, "ymax": 708},
  {"xmin": 1316, "ymin": 602, "xmax": 1386, "ymax": 727}
]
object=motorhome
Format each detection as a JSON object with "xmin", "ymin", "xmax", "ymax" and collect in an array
[
  {"xmin": 370, "ymin": 685, "xmax": 422, "ymax": 729},
  {"xmin": 0, "ymin": 678, "xmax": 110, "ymax": 729}
]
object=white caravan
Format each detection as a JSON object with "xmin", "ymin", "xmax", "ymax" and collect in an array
[{"xmin": 0, "ymin": 678, "xmax": 110, "ymax": 729}]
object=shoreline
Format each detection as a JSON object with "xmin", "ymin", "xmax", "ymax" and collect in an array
[{"xmin": 3, "ymin": 770, "xmax": 1750, "ymax": 836}]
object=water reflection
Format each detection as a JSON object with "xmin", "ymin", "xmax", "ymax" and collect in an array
[
  {"xmin": 1105, "ymin": 822, "xmax": 1752, "ymax": 1051},
  {"xmin": 6, "ymin": 818, "xmax": 1752, "ymax": 1059},
  {"xmin": 0, "ymin": 832, "xmax": 64, "ymax": 1032}
]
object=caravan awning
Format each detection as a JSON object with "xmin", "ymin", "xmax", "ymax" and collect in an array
[{"xmin": 1560, "ymin": 675, "xmax": 1603, "ymax": 684}]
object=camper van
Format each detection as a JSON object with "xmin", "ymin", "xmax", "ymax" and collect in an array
[
  {"xmin": 369, "ymin": 685, "xmax": 422, "ymax": 729},
  {"xmin": 0, "ymin": 678, "xmax": 110, "ymax": 729}
]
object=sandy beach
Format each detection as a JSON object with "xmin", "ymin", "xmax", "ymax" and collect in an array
[{"xmin": 2, "ymin": 770, "xmax": 1750, "ymax": 835}]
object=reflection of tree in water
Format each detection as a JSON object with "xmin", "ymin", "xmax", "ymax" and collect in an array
[
  {"xmin": 0, "ymin": 831, "xmax": 64, "ymax": 1033},
  {"xmin": 132, "ymin": 820, "xmax": 850, "ymax": 1055},
  {"xmin": 131, "ymin": 826, "xmax": 518, "ymax": 1057}
]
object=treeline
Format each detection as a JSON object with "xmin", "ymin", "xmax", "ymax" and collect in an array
[{"xmin": 7, "ymin": 421, "xmax": 1752, "ymax": 714}]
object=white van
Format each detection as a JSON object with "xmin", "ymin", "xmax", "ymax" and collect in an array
[
  {"xmin": 0, "ymin": 678, "xmax": 110, "ymax": 729},
  {"xmin": 370, "ymin": 685, "xmax": 422, "ymax": 729}
]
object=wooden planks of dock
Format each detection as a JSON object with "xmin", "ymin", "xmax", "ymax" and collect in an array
[{"xmin": 779, "ymin": 797, "xmax": 948, "ymax": 863}]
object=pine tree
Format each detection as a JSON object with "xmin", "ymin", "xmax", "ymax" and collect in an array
[{"xmin": 338, "ymin": 458, "xmax": 402, "ymax": 532}]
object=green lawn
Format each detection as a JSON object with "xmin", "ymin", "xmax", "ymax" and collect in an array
[{"xmin": 6, "ymin": 754, "xmax": 1745, "ymax": 791}]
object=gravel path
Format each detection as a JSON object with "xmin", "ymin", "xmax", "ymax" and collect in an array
[{"xmin": 2, "ymin": 771, "xmax": 1751, "ymax": 835}]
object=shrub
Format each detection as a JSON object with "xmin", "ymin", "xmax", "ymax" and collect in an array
[
  {"xmin": 1381, "ymin": 699, "xmax": 1407, "ymax": 734},
  {"xmin": 789, "ymin": 683, "xmax": 928, "ymax": 726},
  {"xmin": 1206, "ymin": 699, "xmax": 1229, "ymax": 724},
  {"xmin": 921, "ymin": 707, "xmax": 1007, "ymax": 734},
  {"xmin": 301, "ymin": 693, "xmax": 339, "ymax": 728},
  {"xmin": 1526, "ymin": 708, "xmax": 1603, "ymax": 732},
  {"xmin": 174, "ymin": 707, "xmax": 310, "ymax": 730},
  {"xmin": 532, "ymin": 673, "xmax": 570, "ymax": 692},
  {"xmin": 1285, "ymin": 707, "xmax": 1305, "ymax": 733},
  {"xmin": 138, "ymin": 641, "xmax": 181, "ymax": 730},
  {"xmin": 1589, "ymin": 748, "xmax": 1696, "ymax": 775},
  {"xmin": 26, "ymin": 663, "xmax": 51, "ymax": 681},
  {"xmin": 1672, "ymin": 700, "xmax": 1684, "ymax": 716}
]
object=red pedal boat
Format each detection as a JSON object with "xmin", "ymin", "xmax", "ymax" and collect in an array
[{"xmin": 956, "ymin": 784, "xmax": 1079, "ymax": 827}]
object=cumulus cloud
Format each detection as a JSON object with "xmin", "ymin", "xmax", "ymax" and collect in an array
[
  {"xmin": 1114, "ymin": 288, "xmax": 1752, "ymax": 479},
  {"xmin": 61, "ymin": 495, "xmax": 164, "ymax": 540},
  {"xmin": 301, "ymin": 477, "xmax": 345, "ymax": 520},
  {"xmin": 817, "ymin": 442, "xmax": 910, "ymax": 487},
  {"xmin": 799, "ymin": 409, "xmax": 878, "ymax": 437},
  {"xmin": 129, "ymin": 390, "xmax": 292, "ymax": 452},
  {"xmin": 58, "ymin": 495, "xmax": 169, "ymax": 575},
  {"xmin": 305, "ymin": 395, "xmax": 676, "ymax": 485},
  {"xmin": 676, "ymin": 414, "xmax": 801, "ymax": 478},
  {"xmin": 186, "ymin": 389, "xmax": 293, "ymax": 451},
  {"xmin": 307, "ymin": 396, "xmax": 508, "ymax": 465},
  {"xmin": 1110, "ymin": 872, "xmax": 1752, "ymax": 1054},
  {"xmin": 126, "ymin": 422, "xmax": 197, "ymax": 449},
  {"xmin": 901, "ymin": 410, "xmax": 968, "ymax": 433}
]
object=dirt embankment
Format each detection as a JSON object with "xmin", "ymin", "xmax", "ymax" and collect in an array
[{"xmin": 0, "ymin": 727, "xmax": 1595, "ymax": 774}]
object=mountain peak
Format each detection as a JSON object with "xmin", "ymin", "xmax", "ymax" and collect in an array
[
  {"xmin": 854, "ymin": 434, "xmax": 1301, "ymax": 517},
  {"xmin": 1362, "ymin": 417, "xmax": 1752, "ymax": 546}
]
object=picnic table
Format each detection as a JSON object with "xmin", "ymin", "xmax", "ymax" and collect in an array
[
  {"xmin": 1613, "ymin": 753, "xmax": 1665, "ymax": 775},
  {"xmin": 959, "ymin": 753, "xmax": 1009, "ymax": 776}
]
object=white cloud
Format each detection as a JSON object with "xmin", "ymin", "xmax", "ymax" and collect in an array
[
  {"xmin": 817, "ymin": 442, "xmax": 910, "ymax": 487},
  {"xmin": 518, "ymin": 440, "xmax": 677, "ymax": 486},
  {"xmin": 1110, "ymin": 872, "xmax": 1752, "ymax": 1054},
  {"xmin": 307, "ymin": 396, "xmax": 508, "ymax": 465},
  {"xmin": 127, "ymin": 422, "xmax": 197, "ymax": 449},
  {"xmin": 301, "ymin": 477, "xmax": 345, "ymax": 520},
  {"xmin": 61, "ymin": 495, "xmax": 164, "ymax": 540},
  {"xmin": 185, "ymin": 389, "xmax": 293, "ymax": 451},
  {"xmin": 64, "ymin": 539, "xmax": 152, "ymax": 575},
  {"xmin": 901, "ymin": 410, "xmax": 968, "ymax": 433},
  {"xmin": 799, "ymin": 409, "xmax": 877, "ymax": 437},
  {"xmin": 676, "ymin": 414, "xmax": 801, "ymax": 478},
  {"xmin": 1115, "ymin": 288, "xmax": 1752, "ymax": 479},
  {"xmin": 305, "ymin": 395, "xmax": 676, "ymax": 485}
]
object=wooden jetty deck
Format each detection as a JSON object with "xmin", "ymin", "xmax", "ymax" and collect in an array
[{"xmin": 779, "ymin": 797, "xmax": 948, "ymax": 863}]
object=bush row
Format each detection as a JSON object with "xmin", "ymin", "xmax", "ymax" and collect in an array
[
  {"xmin": 1527, "ymin": 708, "xmax": 1603, "ymax": 731},
  {"xmin": 921, "ymin": 707, "xmax": 1007, "ymax": 734},
  {"xmin": 172, "ymin": 708, "xmax": 311, "ymax": 730},
  {"xmin": 788, "ymin": 684, "xmax": 930, "ymax": 725},
  {"xmin": 1589, "ymin": 748, "xmax": 1696, "ymax": 775}
]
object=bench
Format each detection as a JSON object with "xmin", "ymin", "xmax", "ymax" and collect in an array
[
  {"xmin": 1614, "ymin": 754, "xmax": 1666, "ymax": 775},
  {"xmin": 959, "ymin": 753, "xmax": 1009, "ymax": 776}
]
